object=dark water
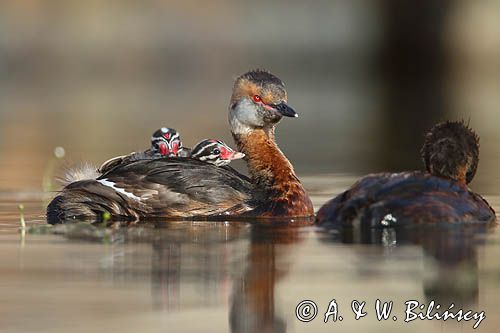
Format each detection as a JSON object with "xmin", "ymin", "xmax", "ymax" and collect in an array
[{"xmin": 0, "ymin": 177, "xmax": 499, "ymax": 333}]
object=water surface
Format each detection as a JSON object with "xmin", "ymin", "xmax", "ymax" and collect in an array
[{"xmin": 1, "ymin": 176, "xmax": 499, "ymax": 333}]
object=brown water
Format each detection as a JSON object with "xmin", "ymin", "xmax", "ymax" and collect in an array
[{"xmin": 0, "ymin": 176, "xmax": 499, "ymax": 333}]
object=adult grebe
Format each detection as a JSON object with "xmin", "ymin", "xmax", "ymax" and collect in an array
[
  {"xmin": 47, "ymin": 70, "xmax": 314, "ymax": 223},
  {"xmin": 316, "ymin": 121, "xmax": 495, "ymax": 226}
]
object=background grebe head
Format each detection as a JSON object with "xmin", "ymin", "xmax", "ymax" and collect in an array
[
  {"xmin": 229, "ymin": 69, "xmax": 297, "ymax": 135},
  {"xmin": 151, "ymin": 127, "xmax": 184, "ymax": 156},
  {"xmin": 421, "ymin": 120, "xmax": 480, "ymax": 184},
  {"xmin": 191, "ymin": 139, "xmax": 245, "ymax": 166}
]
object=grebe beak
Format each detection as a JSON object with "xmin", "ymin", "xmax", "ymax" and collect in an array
[
  {"xmin": 271, "ymin": 102, "xmax": 298, "ymax": 118},
  {"xmin": 229, "ymin": 151, "xmax": 245, "ymax": 160}
]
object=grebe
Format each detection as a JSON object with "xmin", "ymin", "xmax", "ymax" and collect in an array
[
  {"xmin": 316, "ymin": 121, "xmax": 495, "ymax": 226},
  {"xmin": 98, "ymin": 127, "xmax": 186, "ymax": 174},
  {"xmin": 190, "ymin": 139, "xmax": 245, "ymax": 166},
  {"xmin": 97, "ymin": 130, "xmax": 241, "ymax": 173},
  {"xmin": 47, "ymin": 69, "xmax": 313, "ymax": 223}
]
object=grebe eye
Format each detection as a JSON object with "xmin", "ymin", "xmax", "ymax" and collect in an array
[
  {"xmin": 252, "ymin": 95, "xmax": 262, "ymax": 103},
  {"xmin": 213, "ymin": 149, "xmax": 221, "ymax": 155}
]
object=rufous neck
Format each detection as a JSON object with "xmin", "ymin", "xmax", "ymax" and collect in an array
[
  {"xmin": 232, "ymin": 127, "xmax": 313, "ymax": 217},
  {"xmin": 233, "ymin": 127, "xmax": 293, "ymax": 188}
]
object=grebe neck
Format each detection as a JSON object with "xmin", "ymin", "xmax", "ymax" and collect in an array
[
  {"xmin": 232, "ymin": 126, "xmax": 313, "ymax": 217},
  {"xmin": 233, "ymin": 126, "xmax": 289, "ymax": 187}
]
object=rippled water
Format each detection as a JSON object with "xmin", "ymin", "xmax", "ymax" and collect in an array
[{"xmin": 0, "ymin": 176, "xmax": 499, "ymax": 333}]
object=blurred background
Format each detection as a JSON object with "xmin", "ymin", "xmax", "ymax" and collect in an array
[{"xmin": 0, "ymin": 0, "xmax": 499, "ymax": 193}]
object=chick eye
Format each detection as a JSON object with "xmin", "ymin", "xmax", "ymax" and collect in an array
[
  {"xmin": 213, "ymin": 149, "xmax": 221, "ymax": 155},
  {"xmin": 252, "ymin": 95, "xmax": 262, "ymax": 103}
]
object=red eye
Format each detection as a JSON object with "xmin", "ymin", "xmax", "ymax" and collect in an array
[
  {"xmin": 253, "ymin": 95, "xmax": 262, "ymax": 103},
  {"xmin": 164, "ymin": 133, "xmax": 170, "ymax": 139}
]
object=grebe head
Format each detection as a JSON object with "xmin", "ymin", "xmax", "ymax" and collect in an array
[
  {"xmin": 151, "ymin": 127, "xmax": 184, "ymax": 156},
  {"xmin": 229, "ymin": 69, "xmax": 297, "ymax": 135},
  {"xmin": 191, "ymin": 139, "xmax": 245, "ymax": 166},
  {"xmin": 421, "ymin": 120, "xmax": 480, "ymax": 184}
]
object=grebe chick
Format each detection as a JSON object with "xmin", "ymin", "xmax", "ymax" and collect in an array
[
  {"xmin": 316, "ymin": 121, "xmax": 495, "ymax": 227},
  {"xmin": 190, "ymin": 139, "xmax": 245, "ymax": 166},
  {"xmin": 47, "ymin": 69, "xmax": 313, "ymax": 223},
  {"xmin": 151, "ymin": 127, "xmax": 186, "ymax": 157},
  {"xmin": 98, "ymin": 127, "xmax": 185, "ymax": 174}
]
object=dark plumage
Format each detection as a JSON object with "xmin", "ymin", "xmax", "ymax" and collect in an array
[
  {"xmin": 421, "ymin": 120, "xmax": 479, "ymax": 184},
  {"xmin": 316, "ymin": 172, "xmax": 494, "ymax": 227},
  {"xmin": 316, "ymin": 121, "xmax": 495, "ymax": 226},
  {"xmin": 239, "ymin": 69, "xmax": 284, "ymax": 87},
  {"xmin": 98, "ymin": 150, "xmax": 154, "ymax": 174},
  {"xmin": 48, "ymin": 158, "xmax": 254, "ymax": 223},
  {"xmin": 98, "ymin": 127, "xmax": 185, "ymax": 174}
]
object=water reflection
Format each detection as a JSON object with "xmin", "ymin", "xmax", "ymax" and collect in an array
[
  {"xmin": 147, "ymin": 222, "xmax": 250, "ymax": 312},
  {"xmin": 57, "ymin": 221, "xmax": 303, "ymax": 333},
  {"xmin": 229, "ymin": 225, "xmax": 302, "ymax": 333},
  {"xmin": 320, "ymin": 225, "xmax": 490, "ymax": 307},
  {"xmin": 0, "ymin": 203, "xmax": 498, "ymax": 332},
  {"xmin": 51, "ymin": 220, "xmax": 494, "ymax": 332},
  {"xmin": 151, "ymin": 242, "xmax": 181, "ymax": 311}
]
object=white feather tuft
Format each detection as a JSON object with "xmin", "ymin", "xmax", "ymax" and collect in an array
[{"xmin": 58, "ymin": 162, "xmax": 100, "ymax": 186}]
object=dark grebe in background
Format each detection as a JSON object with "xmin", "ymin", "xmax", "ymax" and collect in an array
[
  {"xmin": 98, "ymin": 127, "xmax": 185, "ymax": 174},
  {"xmin": 316, "ymin": 121, "xmax": 495, "ymax": 227},
  {"xmin": 47, "ymin": 69, "xmax": 314, "ymax": 223}
]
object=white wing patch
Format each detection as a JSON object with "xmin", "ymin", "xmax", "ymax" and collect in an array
[{"xmin": 97, "ymin": 179, "xmax": 141, "ymax": 201}]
